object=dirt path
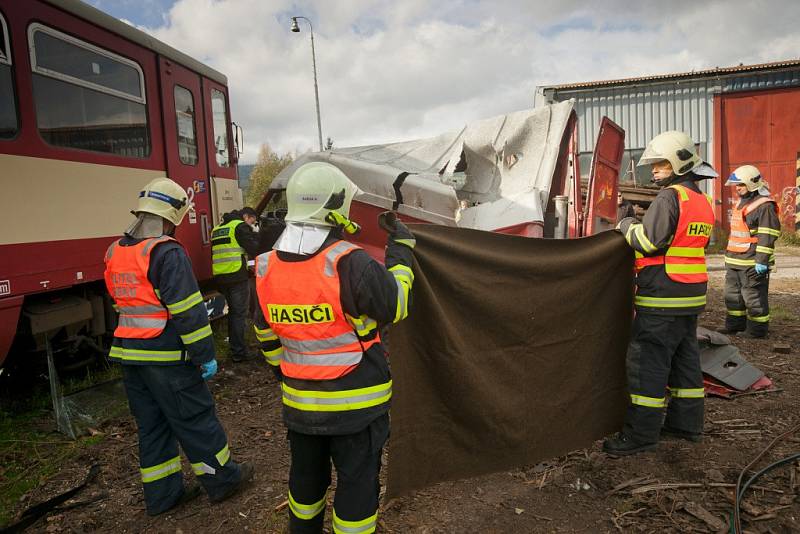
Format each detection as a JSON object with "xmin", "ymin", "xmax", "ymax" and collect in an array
[{"xmin": 7, "ymin": 277, "xmax": 800, "ymax": 533}]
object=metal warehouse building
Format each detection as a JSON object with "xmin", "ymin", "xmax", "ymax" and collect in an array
[{"xmin": 535, "ymin": 60, "xmax": 800, "ymax": 231}]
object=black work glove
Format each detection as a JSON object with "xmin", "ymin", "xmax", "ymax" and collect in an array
[{"xmin": 379, "ymin": 211, "xmax": 416, "ymax": 249}]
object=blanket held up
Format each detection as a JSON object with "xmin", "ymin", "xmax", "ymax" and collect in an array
[{"xmin": 386, "ymin": 225, "xmax": 634, "ymax": 498}]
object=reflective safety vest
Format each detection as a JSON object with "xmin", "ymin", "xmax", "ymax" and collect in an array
[
  {"xmin": 726, "ymin": 197, "xmax": 777, "ymax": 254},
  {"xmin": 255, "ymin": 240, "xmax": 380, "ymax": 381},
  {"xmin": 634, "ymin": 185, "xmax": 714, "ymax": 283},
  {"xmin": 211, "ymin": 219, "xmax": 245, "ymax": 275},
  {"xmin": 104, "ymin": 237, "xmax": 173, "ymax": 339}
]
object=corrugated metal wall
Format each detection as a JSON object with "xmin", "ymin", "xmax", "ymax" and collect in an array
[{"xmin": 543, "ymin": 68, "xmax": 800, "ymax": 165}]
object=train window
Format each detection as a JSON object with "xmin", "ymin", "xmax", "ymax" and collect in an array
[
  {"xmin": 210, "ymin": 89, "xmax": 230, "ymax": 167},
  {"xmin": 174, "ymin": 85, "xmax": 198, "ymax": 165},
  {"xmin": 28, "ymin": 24, "xmax": 150, "ymax": 157},
  {"xmin": 0, "ymin": 12, "xmax": 18, "ymax": 139}
]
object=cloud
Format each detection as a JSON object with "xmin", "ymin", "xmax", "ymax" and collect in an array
[{"xmin": 115, "ymin": 0, "xmax": 800, "ymax": 162}]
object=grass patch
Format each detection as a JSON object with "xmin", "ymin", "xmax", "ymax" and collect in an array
[
  {"xmin": 777, "ymin": 231, "xmax": 800, "ymax": 248},
  {"xmin": 0, "ymin": 407, "xmax": 106, "ymax": 527},
  {"xmin": 770, "ymin": 304, "xmax": 798, "ymax": 322},
  {"xmin": 706, "ymin": 227, "xmax": 729, "ymax": 254}
]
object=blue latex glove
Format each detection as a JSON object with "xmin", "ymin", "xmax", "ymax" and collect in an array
[
  {"xmin": 755, "ymin": 263, "xmax": 769, "ymax": 276},
  {"xmin": 200, "ymin": 359, "xmax": 218, "ymax": 380}
]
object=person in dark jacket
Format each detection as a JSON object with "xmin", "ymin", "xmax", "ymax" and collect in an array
[
  {"xmin": 211, "ymin": 207, "xmax": 261, "ymax": 361},
  {"xmin": 720, "ymin": 165, "xmax": 780, "ymax": 338},
  {"xmin": 603, "ymin": 131, "xmax": 717, "ymax": 457},
  {"xmin": 253, "ymin": 162, "xmax": 414, "ymax": 534},
  {"xmin": 104, "ymin": 178, "xmax": 253, "ymax": 516}
]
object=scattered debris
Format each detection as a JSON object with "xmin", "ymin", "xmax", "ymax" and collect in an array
[
  {"xmin": 682, "ymin": 502, "xmax": 726, "ymax": 531},
  {"xmin": 772, "ymin": 343, "xmax": 792, "ymax": 354}
]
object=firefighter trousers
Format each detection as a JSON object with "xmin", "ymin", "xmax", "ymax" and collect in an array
[
  {"xmin": 122, "ymin": 363, "xmax": 242, "ymax": 515},
  {"xmin": 724, "ymin": 267, "xmax": 770, "ymax": 336},
  {"xmin": 623, "ymin": 313, "xmax": 704, "ymax": 444},
  {"xmin": 218, "ymin": 280, "xmax": 251, "ymax": 360},
  {"xmin": 286, "ymin": 413, "xmax": 389, "ymax": 534}
]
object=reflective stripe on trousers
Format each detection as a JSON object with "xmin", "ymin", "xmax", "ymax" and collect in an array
[
  {"xmin": 289, "ymin": 490, "xmax": 327, "ymax": 520},
  {"xmin": 141, "ymin": 455, "xmax": 182, "ymax": 483},
  {"xmin": 333, "ymin": 509, "xmax": 378, "ymax": 534}
]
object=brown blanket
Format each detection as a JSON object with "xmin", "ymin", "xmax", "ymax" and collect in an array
[{"xmin": 386, "ymin": 224, "xmax": 634, "ymax": 498}]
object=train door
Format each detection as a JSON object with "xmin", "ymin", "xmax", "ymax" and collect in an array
[
  {"xmin": 201, "ymin": 78, "xmax": 241, "ymax": 226},
  {"xmin": 158, "ymin": 57, "xmax": 213, "ymax": 280}
]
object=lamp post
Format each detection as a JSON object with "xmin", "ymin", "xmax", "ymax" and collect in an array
[{"xmin": 291, "ymin": 16, "xmax": 324, "ymax": 152}]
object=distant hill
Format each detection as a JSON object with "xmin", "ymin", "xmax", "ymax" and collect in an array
[{"xmin": 238, "ymin": 164, "xmax": 255, "ymax": 190}]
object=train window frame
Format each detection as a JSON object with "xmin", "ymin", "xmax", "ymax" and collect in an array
[
  {"xmin": 0, "ymin": 12, "xmax": 10, "ymax": 65},
  {"xmin": 0, "ymin": 10, "xmax": 19, "ymax": 141},
  {"xmin": 27, "ymin": 23, "xmax": 146, "ymax": 105},
  {"xmin": 174, "ymin": 84, "xmax": 198, "ymax": 166},
  {"xmin": 210, "ymin": 88, "xmax": 230, "ymax": 167}
]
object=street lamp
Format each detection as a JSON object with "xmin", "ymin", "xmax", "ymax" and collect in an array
[{"xmin": 291, "ymin": 16, "xmax": 324, "ymax": 152}]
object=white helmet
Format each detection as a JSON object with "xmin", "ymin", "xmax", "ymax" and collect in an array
[
  {"xmin": 725, "ymin": 165, "xmax": 769, "ymax": 193},
  {"xmin": 638, "ymin": 130, "xmax": 702, "ymax": 176},
  {"xmin": 285, "ymin": 162, "xmax": 359, "ymax": 226},
  {"xmin": 134, "ymin": 177, "xmax": 191, "ymax": 226}
]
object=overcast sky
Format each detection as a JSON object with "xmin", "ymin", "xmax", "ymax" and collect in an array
[{"xmin": 87, "ymin": 0, "xmax": 800, "ymax": 164}]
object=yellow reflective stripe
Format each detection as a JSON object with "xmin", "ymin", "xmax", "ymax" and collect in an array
[
  {"xmin": 633, "ymin": 225, "xmax": 658, "ymax": 253},
  {"xmin": 724, "ymin": 257, "xmax": 756, "ymax": 267},
  {"xmin": 624, "ymin": 224, "xmax": 636, "ymax": 247},
  {"xmin": 665, "ymin": 246, "xmax": 705, "ymax": 257},
  {"xmin": 727, "ymin": 309, "xmax": 747, "ymax": 317},
  {"xmin": 192, "ymin": 461, "xmax": 216, "ymax": 476},
  {"xmin": 388, "ymin": 264, "xmax": 414, "ymax": 285},
  {"xmin": 154, "ymin": 288, "xmax": 161, "ymax": 299},
  {"xmin": 346, "ymin": 314, "xmax": 378, "ymax": 337},
  {"xmin": 747, "ymin": 314, "xmax": 770, "ymax": 323},
  {"xmin": 289, "ymin": 490, "xmax": 327, "ymax": 520},
  {"xmin": 262, "ymin": 346, "xmax": 283, "ymax": 366},
  {"xmin": 756, "ymin": 227, "xmax": 781, "ymax": 237},
  {"xmin": 634, "ymin": 295, "xmax": 706, "ymax": 308},
  {"xmin": 216, "ymin": 444, "xmax": 230, "ymax": 466},
  {"xmin": 282, "ymin": 381, "xmax": 392, "ymax": 412},
  {"xmin": 670, "ymin": 185, "xmax": 689, "ymax": 202},
  {"xmin": 180, "ymin": 324, "xmax": 212, "ymax": 345},
  {"xmin": 166, "ymin": 290, "xmax": 204, "ymax": 315},
  {"xmin": 669, "ymin": 387, "xmax": 705, "ymax": 399},
  {"xmin": 254, "ymin": 326, "xmax": 278, "ymax": 342},
  {"xmin": 755, "ymin": 245, "xmax": 774, "ymax": 255},
  {"xmin": 630, "ymin": 394, "xmax": 666, "ymax": 408},
  {"xmin": 665, "ymin": 263, "xmax": 707, "ymax": 274},
  {"xmin": 393, "ymin": 277, "xmax": 410, "ymax": 323},
  {"xmin": 393, "ymin": 238, "xmax": 416, "ymax": 249},
  {"xmin": 333, "ymin": 509, "xmax": 378, "ymax": 534},
  {"xmin": 141, "ymin": 456, "xmax": 181, "ymax": 483},
  {"xmin": 109, "ymin": 346, "xmax": 183, "ymax": 362}
]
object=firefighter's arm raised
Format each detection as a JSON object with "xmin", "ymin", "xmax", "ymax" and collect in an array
[{"xmin": 619, "ymin": 190, "xmax": 679, "ymax": 256}]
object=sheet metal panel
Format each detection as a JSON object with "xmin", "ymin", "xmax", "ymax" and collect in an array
[
  {"xmin": 715, "ymin": 87, "xmax": 800, "ymax": 233},
  {"xmin": 544, "ymin": 68, "xmax": 800, "ymax": 169}
]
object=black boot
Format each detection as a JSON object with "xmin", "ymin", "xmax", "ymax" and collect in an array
[
  {"xmin": 210, "ymin": 462, "xmax": 255, "ymax": 503},
  {"xmin": 147, "ymin": 482, "xmax": 204, "ymax": 516},
  {"xmin": 716, "ymin": 327, "xmax": 743, "ymax": 336},
  {"xmin": 660, "ymin": 426, "xmax": 702, "ymax": 443},
  {"xmin": 602, "ymin": 433, "xmax": 657, "ymax": 457}
]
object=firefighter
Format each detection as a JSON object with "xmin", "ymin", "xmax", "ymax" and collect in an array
[
  {"xmin": 252, "ymin": 162, "xmax": 415, "ymax": 533},
  {"xmin": 720, "ymin": 165, "xmax": 780, "ymax": 338},
  {"xmin": 211, "ymin": 207, "xmax": 261, "ymax": 361},
  {"xmin": 104, "ymin": 178, "xmax": 253, "ymax": 516},
  {"xmin": 603, "ymin": 131, "xmax": 717, "ymax": 456}
]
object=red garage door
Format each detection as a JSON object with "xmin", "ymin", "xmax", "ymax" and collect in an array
[{"xmin": 714, "ymin": 87, "xmax": 800, "ymax": 232}]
